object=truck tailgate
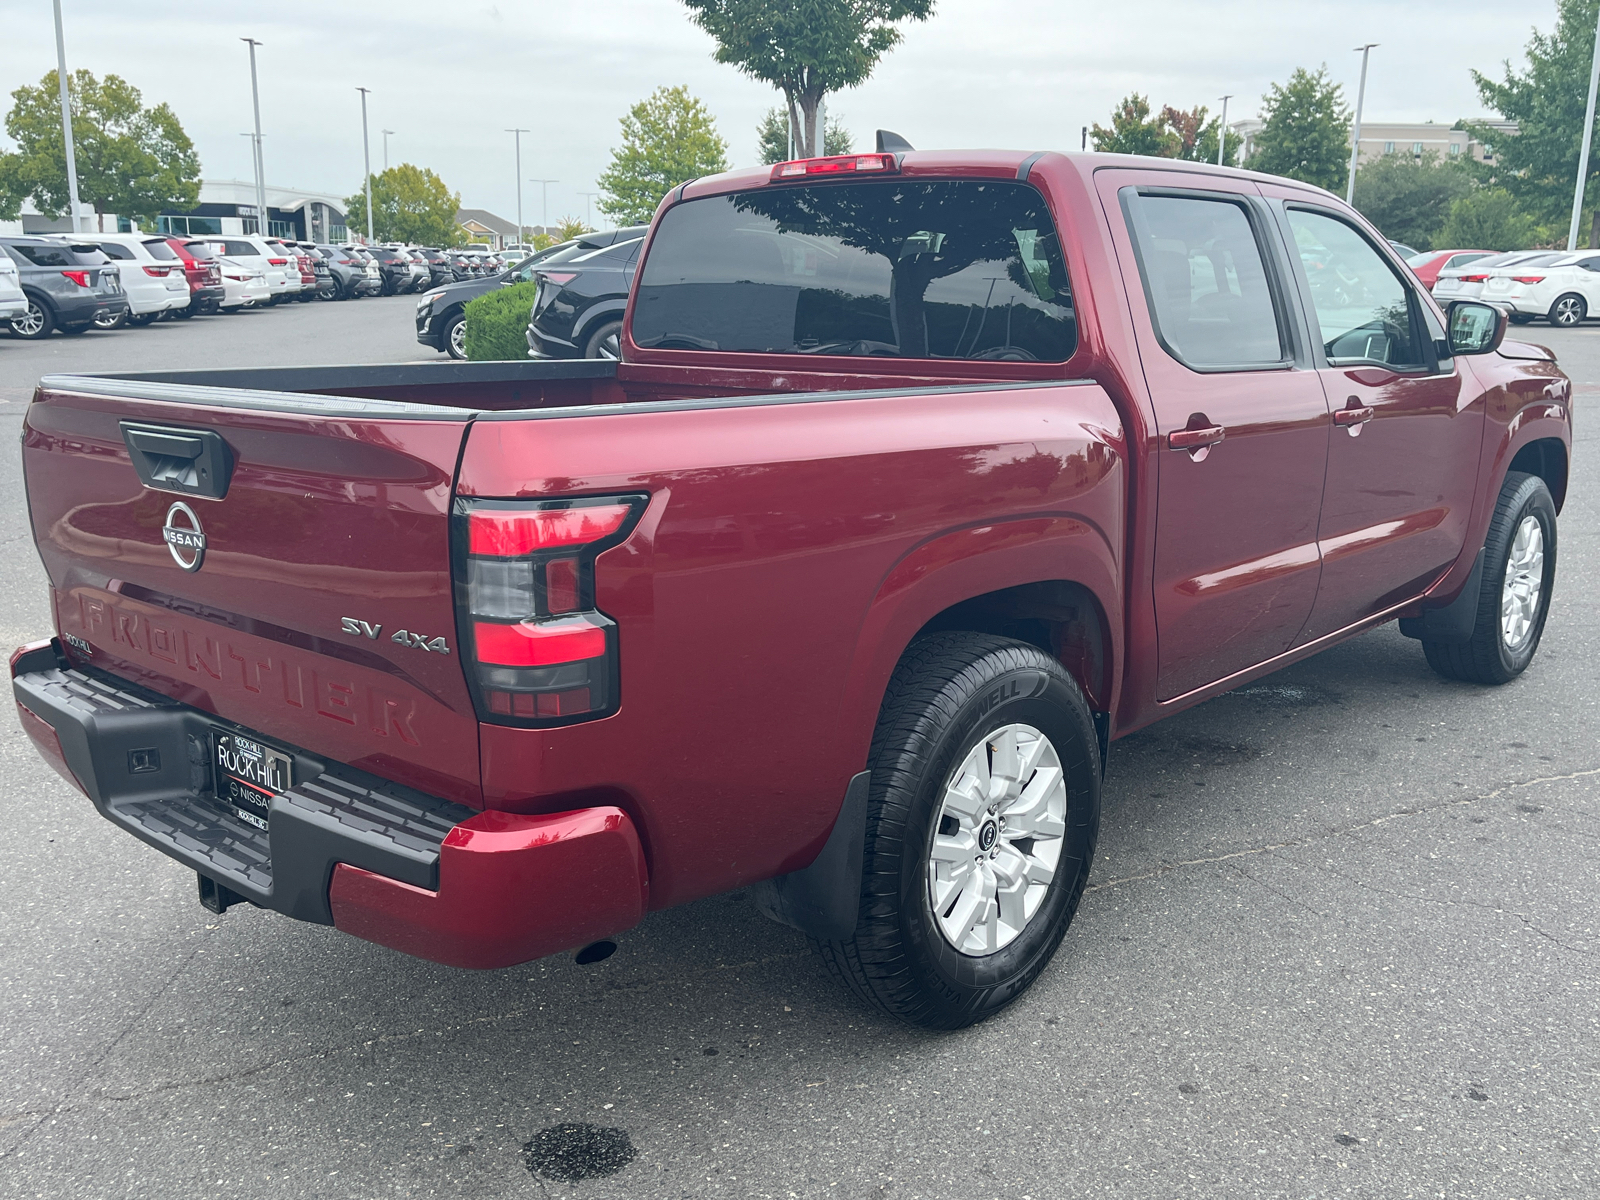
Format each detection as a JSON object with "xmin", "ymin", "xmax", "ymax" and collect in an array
[{"xmin": 23, "ymin": 378, "xmax": 482, "ymax": 807}]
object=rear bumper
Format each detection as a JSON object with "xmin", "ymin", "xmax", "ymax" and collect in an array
[{"xmin": 11, "ymin": 642, "xmax": 648, "ymax": 969}]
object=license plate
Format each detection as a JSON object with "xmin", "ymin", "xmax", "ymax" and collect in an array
[{"xmin": 214, "ymin": 732, "xmax": 293, "ymax": 830}]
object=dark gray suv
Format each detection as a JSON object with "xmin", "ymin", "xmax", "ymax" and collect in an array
[{"xmin": 2, "ymin": 237, "xmax": 127, "ymax": 339}]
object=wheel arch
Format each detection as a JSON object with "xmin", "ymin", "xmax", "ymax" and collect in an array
[{"xmin": 1507, "ymin": 436, "xmax": 1568, "ymax": 512}]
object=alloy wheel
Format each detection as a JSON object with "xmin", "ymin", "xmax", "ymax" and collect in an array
[
  {"xmin": 1500, "ymin": 514, "xmax": 1545, "ymax": 651},
  {"xmin": 597, "ymin": 330, "xmax": 621, "ymax": 359},
  {"xmin": 12, "ymin": 301, "xmax": 46, "ymax": 337},
  {"xmin": 448, "ymin": 317, "xmax": 467, "ymax": 358},
  {"xmin": 1553, "ymin": 296, "xmax": 1585, "ymax": 326},
  {"xmin": 927, "ymin": 723, "xmax": 1068, "ymax": 956}
]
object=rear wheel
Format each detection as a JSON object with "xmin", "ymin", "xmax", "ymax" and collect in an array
[
  {"xmin": 1422, "ymin": 471, "xmax": 1557, "ymax": 685},
  {"xmin": 127, "ymin": 312, "xmax": 157, "ymax": 327},
  {"xmin": 815, "ymin": 633, "xmax": 1101, "ymax": 1029},
  {"xmin": 1548, "ymin": 293, "xmax": 1586, "ymax": 327},
  {"xmin": 584, "ymin": 320, "xmax": 622, "ymax": 360},
  {"xmin": 11, "ymin": 298, "xmax": 55, "ymax": 339}
]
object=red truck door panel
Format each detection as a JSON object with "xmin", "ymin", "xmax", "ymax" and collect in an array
[
  {"xmin": 22, "ymin": 382, "xmax": 484, "ymax": 807},
  {"xmin": 1098, "ymin": 171, "xmax": 1330, "ymax": 700},
  {"xmin": 1267, "ymin": 199, "xmax": 1482, "ymax": 639}
]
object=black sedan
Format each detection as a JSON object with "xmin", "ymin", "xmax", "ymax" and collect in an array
[
  {"xmin": 524, "ymin": 234, "xmax": 647, "ymax": 359},
  {"xmin": 417, "ymin": 228, "xmax": 646, "ymax": 359}
]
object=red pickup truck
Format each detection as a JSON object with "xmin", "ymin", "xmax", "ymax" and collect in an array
[{"xmin": 13, "ymin": 150, "xmax": 1571, "ymax": 1029}]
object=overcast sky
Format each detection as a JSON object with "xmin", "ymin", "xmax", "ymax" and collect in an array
[{"xmin": 0, "ymin": 0, "xmax": 1551, "ymax": 228}]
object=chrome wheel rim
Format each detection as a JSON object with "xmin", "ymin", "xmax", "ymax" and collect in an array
[
  {"xmin": 1555, "ymin": 297, "xmax": 1584, "ymax": 325},
  {"xmin": 1501, "ymin": 515, "xmax": 1545, "ymax": 651},
  {"xmin": 449, "ymin": 317, "xmax": 467, "ymax": 357},
  {"xmin": 928, "ymin": 723, "xmax": 1067, "ymax": 956},
  {"xmin": 14, "ymin": 302, "xmax": 45, "ymax": 336}
]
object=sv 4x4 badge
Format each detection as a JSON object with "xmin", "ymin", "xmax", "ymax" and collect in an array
[{"xmin": 340, "ymin": 617, "xmax": 450, "ymax": 655}]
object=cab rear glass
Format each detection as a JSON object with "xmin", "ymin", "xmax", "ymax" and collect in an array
[{"xmin": 633, "ymin": 179, "xmax": 1076, "ymax": 361}]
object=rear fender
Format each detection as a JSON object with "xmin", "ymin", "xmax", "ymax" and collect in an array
[{"xmin": 836, "ymin": 514, "xmax": 1123, "ymax": 769}]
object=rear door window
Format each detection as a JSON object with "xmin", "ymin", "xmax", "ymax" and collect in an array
[
  {"xmin": 11, "ymin": 243, "xmax": 76, "ymax": 267},
  {"xmin": 633, "ymin": 179, "xmax": 1076, "ymax": 361},
  {"xmin": 1122, "ymin": 191, "xmax": 1288, "ymax": 369},
  {"xmin": 141, "ymin": 238, "xmax": 180, "ymax": 261},
  {"xmin": 95, "ymin": 242, "xmax": 137, "ymax": 260}
]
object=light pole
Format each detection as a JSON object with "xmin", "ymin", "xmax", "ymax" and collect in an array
[
  {"xmin": 357, "ymin": 87, "xmax": 374, "ymax": 243},
  {"xmin": 51, "ymin": 0, "xmax": 88, "ymax": 233},
  {"xmin": 242, "ymin": 38, "xmax": 269, "ymax": 237},
  {"xmin": 528, "ymin": 179, "xmax": 558, "ymax": 235},
  {"xmin": 1567, "ymin": 2, "xmax": 1600, "ymax": 249},
  {"xmin": 382, "ymin": 129, "xmax": 394, "ymax": 172},
  {"xmin": 579, "ymin": 191, "xmax": 600, "ymax": 230},
  {"xmin": 1217, "ymin": 95, "xmax": 1233, "ymax": 166},
  {"xmin": 1346, "ymin": 43, "xmax": 1377, "ymax": 205},
  {"xmin": 506, "ymin": 129, "xmax": 529, "ymax": 244}
]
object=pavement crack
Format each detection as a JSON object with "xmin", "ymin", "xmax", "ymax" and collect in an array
[{"xmin": 1085, "ymin": 764, "xmax": 1600, "ymax": 895}]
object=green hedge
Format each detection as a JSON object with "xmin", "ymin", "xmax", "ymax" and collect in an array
[{"xmin": 463, "ymin": 281, "xmax": 540, "ymax": 361}]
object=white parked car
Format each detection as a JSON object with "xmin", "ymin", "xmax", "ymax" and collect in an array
[
  {"xmin": 203, "ymin": 236, "xmax": 297, "ymax": 303},
  {"xmin": 71, "ymin": 233, "xmax": 191, "ymax": 327},
  {"xmin": 1479, "ymin": 251, "xmax": 1600, "ymax": 326},
  {"xmin": 1432, "ymin": 251, "xmax": 1562, "ymax": 306},
  {"xmin": 0, "ymin": 253, "xmax": 25, "ymax": 324},
  {"xmin": 214, "ymin": 257, "xmax": 271, "ymax": 310}
]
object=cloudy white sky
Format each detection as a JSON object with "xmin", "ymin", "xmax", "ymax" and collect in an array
[{"xmin": 0, "ymin": 0, "xmax": 1554, "ymax": 228}]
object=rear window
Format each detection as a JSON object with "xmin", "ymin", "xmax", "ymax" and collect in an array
[
  {"xmin": 95, "ymin": 242, "xmax": 138, "ymax": 260},
  {"xmin": 632, "ymin": 179, "xmax": 1077, "ymax": 361},
  {"xmin": 141, "ymin": 238, "xmax": 180, "ymax": 261},
  {"xmin": 10, "ymin": 242, "xmax": 110, "ymax": 267},
  {"xmin": 181, "ymin": 240, "xmax": 216, "ymax": 260},
  {"xmin": 212, "ymin": 240, "xmax": 260, "ymax": 257}
]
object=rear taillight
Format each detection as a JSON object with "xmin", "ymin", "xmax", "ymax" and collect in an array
[
  {"xmin": 1510, "ymin": 275, "xmax": 1545, "ymax": 284},
  {"xmin": 61, "ymin": 270, "xmax": 90, "ymax": 287},
  {"xmin": 540, "ymin": 271, "xmax": 578, "ymax": 285},
  {"xmin": 268, "ymin": 257, "xmax": 287, "ymax": 265},
  {"xmin": 1459, "ymin": 274, "xmax": 1489, "ymax": 283},
  {"xmin": 454, "ymin": 495, "xmax": 647, "ymax": 725},
  {"xmin": 142, "ymin": 265, "xmax": 169, "ymax": 277}
]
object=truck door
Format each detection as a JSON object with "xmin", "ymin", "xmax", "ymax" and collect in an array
[
  {"xmin": 1097, "ymin": 171, "xmax": 1330, "ymax": 700},
  {"xmin": 1264, "ymin": 198, "xmax": 1482, "ymax": 641}
]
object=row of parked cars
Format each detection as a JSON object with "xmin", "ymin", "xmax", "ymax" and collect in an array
[
  {"xmin": 416, "ymin": 227, "xmax": 648, "ymax": 359},
  {"xmin": 1423, "ymin": 248, "xmax": 1600, "ymax": 327},
  {"xmin": 1, "ymin": 232, "xmax": 521, "ymax": 339}
]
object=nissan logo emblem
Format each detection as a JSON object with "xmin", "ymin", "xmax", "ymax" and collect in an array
[{"xmin": 161, "ymin": 501, "xmax": 206, "ymax": 572}]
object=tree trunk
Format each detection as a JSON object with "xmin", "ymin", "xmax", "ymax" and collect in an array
[
  {"xmin": 783, "ymin": 88, "xmax": 802, "ymax": 160},
  {"xmin": 798, "ymin": 84, "xmax": 824, "ymax": 157}
]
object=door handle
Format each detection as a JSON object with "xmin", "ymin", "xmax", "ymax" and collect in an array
[
  {"xmin": 1333, "ymin": 401, "xmax": 1375, "ymax": 435},
  {"xmin": 1167, "ymin": 425, "xmax": 1226, "ymax": 451}
]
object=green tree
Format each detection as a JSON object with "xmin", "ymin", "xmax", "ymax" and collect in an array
[
  {"xmin": 1161, "ymin": 104, "xmax": 1237, "ymax": 166},
  {"xmin": 1249, "ymin": 65, "xmax": 1352, "ymax": 191},
  {"xmin": 1351, "ymin": 151, "xmax": 1474, "ymax": 251},
  {"xmin": 1437, "ymin": 188, "xmax": 1544, "ymax": 251},
  {"xmin": 344, "ymin": 163, "xmax": 460, "ymax": 245},
  {"xmin": 0, "ymin": 69, "xmax": 199, "ymax": 228},
  {"xmin": 554, "ymin": 216, "xmax": 593, "ymax": 241},
  {"xmin": 1470, "ymin": 0, "xmax": 1600, "ymax": 238},
  {"xmin": 682, "ymin": 0, "xmax": 933, "ymax": 158},
  {"xmin": 756, "ymin": 106, "xmax": 852, "ymax": 163},
  {"xmin": 1091, "ymin": 94, "xmax": 1177, "ymax": 156},
  {"xmin": 597, "ymin": 86, "xmax": 729, "ymax": 225}
]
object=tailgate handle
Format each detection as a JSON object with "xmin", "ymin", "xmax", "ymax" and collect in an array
[{"xmin": 120, "ymin": 422, "xmax": 234, "ymax": 500}]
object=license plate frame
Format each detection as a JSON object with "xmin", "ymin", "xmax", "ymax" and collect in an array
[{"xmin": 213, "ymin": 731, "xmax": 293, "ymax": 831}]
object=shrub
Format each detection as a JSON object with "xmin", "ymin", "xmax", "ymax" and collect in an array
[
  {"xmin": 463, "ymin": 281, "xmax": 540, "ymax": 361},
  {"xmin": 1437, "ymin": 189, "xmax": 1543, "ymax": 252}
]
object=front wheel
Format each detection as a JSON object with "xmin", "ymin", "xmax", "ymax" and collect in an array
[
  {"xmin": 1548, "ymin": 293, "xmax": 1586, "ymax": 327},
  {"xmin": 816, "ymin": 633, "xmax": 1101, "ymax": 1029},
  {"xmin": 1422, "ymin": 471, "xmax": 1557, "ymax": 685},
  {"xmin": 444, "ymin": 312, "xmax": 467, "ymax": 359}
]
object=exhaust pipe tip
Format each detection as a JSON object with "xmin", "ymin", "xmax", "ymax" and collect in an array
[{"xmin": 574, "ymin": 940, "xmax": 617, "ymax": 966}]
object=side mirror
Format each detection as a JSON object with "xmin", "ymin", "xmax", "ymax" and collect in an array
[{"xmin": 1446, "ymin": 301, "xmax": 1508, "ymax": 356}]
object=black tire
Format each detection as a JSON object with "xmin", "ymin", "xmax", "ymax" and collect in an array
[
  {"xmin": 94, "ymin": 308, "xmax": 128, "ymax": 330},
  {"xmin": 1548, "ymin": 293, "xmax": 1586, "ymax": 327},
  {"xmin": 11, "ymin": 297, "xmax": 56, "ymax": 339},
  {"xmin": 816, "ymin": 633, "xmax": 1101, "ymax": 1029},
  {"xmin": 59, "ymin": 322, "xmax": 93, "ymax": 335},
  {"xmin": 1508, "ymin": 313, "xmax": 1535, "ymax": 325},
  {"xmin": 126, "ymin": 312, "xmax": 157, "ymax": 327},
  {"xmin": 443, "ymin": 312, "xmax": 467, "ymax": 360},
  {"xmin": 1422, "ymin": 471, "xmax": 1557, "ymax": 685},
  {"xmin": 171, "ymin": 304, "xmax": 194, "ymax": 319},
  {"xmin": 584, "ymin": 320, "xmax": 623, "ymax": 359}
]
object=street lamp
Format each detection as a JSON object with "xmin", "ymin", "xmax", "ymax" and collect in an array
[
  {"xmin": 242, "ymin": 38, "xmax": 269, "ymax": 237},
  {"xmin": 1217, "ymin": 95, "xmax": 1233, "ymax": 166},
  {"xmin": 382, "ymin": 129, "xmax": 394, "ymax": 172},
  {"xmin": 51, "ymin": 0, "xmax": 88, "ymax": 233},
  {"xmin": 1346, "ymin": 44, "xmax": 1378, "ymax": 205},
  {"xmin": 528, "ymin": 178, "xmax": 558, "ymax": 235},
  {"xmin": 357, "ymin": 87, "xmax": 374, "ymax": 243},
  {"xmin": 1567, "ymin": 2, "xmax": 1600, "ymax": 249},
  {"xmin": 579, "ymin": 191, "xmax": 600, "ymax": 231},
  {"xmin": 506, "ymin": 129, "xmax": 529, "ymax": 244}
]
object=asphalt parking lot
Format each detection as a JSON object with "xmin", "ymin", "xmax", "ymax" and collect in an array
[{"xmin": 0, "ymin": 307, "xmax": 1595, "ymax": 1199}]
